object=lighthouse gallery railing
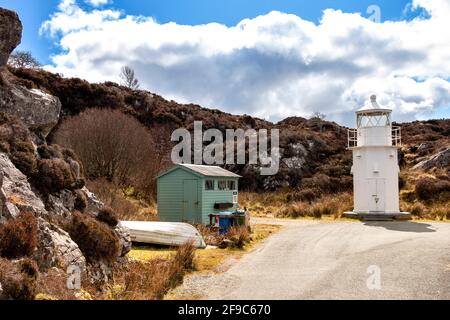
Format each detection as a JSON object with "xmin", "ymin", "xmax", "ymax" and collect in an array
[{"xmin": 348, "ymin": 126, "xmax": 402, "ymax": 148}]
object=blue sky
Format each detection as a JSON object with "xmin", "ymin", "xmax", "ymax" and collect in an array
[{"xmin": 0, "ymin": 0, "xmax": 448, "ymax": 123}]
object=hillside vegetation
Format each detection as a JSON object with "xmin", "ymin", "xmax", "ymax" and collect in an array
[{"xmin": 6, "ymin": 66, "xmax": 450, "ymax": 220}]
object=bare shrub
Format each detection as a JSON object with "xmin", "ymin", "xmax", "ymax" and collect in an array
[
  {"xmin": 54, "ymin": 109, "xmax": 168, "ymax": 200},
  {"xmin": 120, "ymin": 66, "xmax": 139, "ymax": 90},
  {"xmin": 8, "ymin": 51, "xmax": 41, "ymax": 69},
  {"xmin": 0, "ymin": 212, "xmax": 38, "ymax": 259},
  {"xmin": 66, "ymin": 211, "xmax": 120, "ymax": 263},
  {"xmin": 87, "ymin": 179, "xmax": 157, "ymax": 221}
]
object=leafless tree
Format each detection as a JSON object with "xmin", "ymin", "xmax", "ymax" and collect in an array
[
  {"xmin": 119, "ymin": 66, "xmax": 140, "ymax": 90},
  {"xmin": 8, "ymin": 51, "xmax": 41, "ymax": 69},
  {"xmin": 310, "ymin": 112, "xmax": 327, "ymax": 120},
  {"xmin": 54, "ymin": 108, "xmax": 166, "ymax": 200}
]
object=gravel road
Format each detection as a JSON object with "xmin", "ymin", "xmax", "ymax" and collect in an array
[{"xmin": 172, "ymin": 218, "xmax": 450, "ymax": 300}]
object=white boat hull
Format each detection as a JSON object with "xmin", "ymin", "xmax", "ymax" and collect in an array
[{"xmin": 120, "ymin": 221, "xmax": 206, "ymax": 248}]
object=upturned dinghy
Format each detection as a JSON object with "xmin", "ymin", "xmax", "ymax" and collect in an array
[{"xmin": 120, "ymin": 221, "xmax": 206, "ymax": 248}]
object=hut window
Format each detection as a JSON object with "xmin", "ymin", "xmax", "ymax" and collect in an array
[
  {"xmin": 218, "ymin": 180, "xmax": 227, "ymax": 190},
  {"xmin": 205, "ymin": 180, "xmax": 214, "ymax": 190},
  {"xmin": 227, "ymin": 181, "xmax": 236, "ymax": 190}
]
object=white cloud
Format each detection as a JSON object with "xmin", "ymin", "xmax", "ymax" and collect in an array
[
  {"xmin": 85, "ymin": 0, "xmax": 111, "ymax": 7},
  {"xmin": 40, "ymin": 0, "xmax": 450, "ymax": 125}
]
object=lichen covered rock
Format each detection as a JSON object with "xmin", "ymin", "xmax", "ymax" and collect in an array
[
  {"xmin": 0, "ymin": 8, "xmax": 22, "ymax": 67},
  {"xmin": 0, "ymin": 152, "xmax": 46, "ymax": 220}
]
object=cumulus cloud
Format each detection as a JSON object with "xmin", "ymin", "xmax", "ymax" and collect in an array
[
  {"xmin": 85, "ymin": 0, "xmax": 111, "ymax": 7},
  {"xmin": 40, "ymin": 0, "xmax": 450, "ymax": 124}
]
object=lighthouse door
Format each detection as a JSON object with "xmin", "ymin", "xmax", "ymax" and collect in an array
[{"xmin": 368, "ymin": 179, "xmax": 385, "ymax": 212}]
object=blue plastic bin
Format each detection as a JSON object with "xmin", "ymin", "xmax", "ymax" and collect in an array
[{"xmin": 218, "ymin": 212, "xmax": 234, "ymax": 234}]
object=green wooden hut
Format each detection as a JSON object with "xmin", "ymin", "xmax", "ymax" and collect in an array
[{"xmin": 157, "ymin": 164, "xmax": 241, "ymax": 224}]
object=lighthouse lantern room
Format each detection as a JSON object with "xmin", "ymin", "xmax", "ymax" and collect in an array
[{"xmin": 345, "ymin": 95, "xmax": 410, "ymax": 220}]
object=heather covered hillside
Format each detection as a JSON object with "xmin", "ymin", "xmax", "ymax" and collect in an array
[{"xmin": 7, "ymin": 67, "xmax": 449, "ymax": 188}]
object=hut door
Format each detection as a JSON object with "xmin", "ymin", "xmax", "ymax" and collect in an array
[
  {"xmin": 368, "ymin": 179, "xmax": 385, "ymax": 212},
  {"xmin": 183, "ymin": 180, "xmax": 199, "ymax": 223}
]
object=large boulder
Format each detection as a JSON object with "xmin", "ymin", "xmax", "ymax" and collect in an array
[
  {"xmin": 34, "ymin": 218, "xmax": 86, "ymax": 272},
  {"xmin": 0, "ymin": 152, "xmax": 46, "ymax": 220},
  {"xmin": 0, "ymin": 8, "xmax": 22, "ymax": 67},
  {"xmin": 413, "ymin": 148, "xmax": 450, "ymax": 170},
  {"xmin": 0, "ymin": 8, "xmax": 61, "ymax": 138},
  {"xmin": 0, "ymin": 73, "xmax": 62, "ymax": 138}
]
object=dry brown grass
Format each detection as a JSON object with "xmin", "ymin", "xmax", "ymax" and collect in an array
[
  {"xmin": 0, "ymin": 258, "xmax": 38, "ymax": 300},
  {"xmin": 399, "ymin": 168, "xmax": 450, "ymax": 221},
  {"xmin": 35, "ymin": 268, "xmax": 78, "ymax": 300},
  {"xmin": 226, "ymin": 226, "xmax": 251, "ymax": 249},
  {"xmin": 108, "ymin": 241, "xmax": 195, "ymax": 300},
  {"xmin": 242, "ymin": 192, "xmax": 353, "ymax": 220}
]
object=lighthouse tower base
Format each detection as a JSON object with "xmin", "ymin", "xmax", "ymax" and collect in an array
[{"xmin": 343, "ymin": 211, "xmax": 411, "ymax": 221}]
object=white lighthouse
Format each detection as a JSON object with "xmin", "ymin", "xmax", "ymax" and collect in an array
[{"xmin": 345, "ymin": 95, "xmax": 410, "ymax": 220}]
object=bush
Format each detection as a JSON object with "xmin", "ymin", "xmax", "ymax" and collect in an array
[
  {"xmin": 0, "ymin": 113, "xmax": 38, "ymax": 177},
  {"xmin": 87, "ymin": 179, "xmax": 157, "ymax": 221},
  {"xmin": 227, "ymin": 226, "xmax": 251, "ymax": 249},
  {"xmin": 298, "ymin": 188, "xmax": 318, "ymax": 202},
  {"xmin": 97, "ymin": 206, "xmax": 119, "ymax": 227},
  {"xmin": 301, "ymin": 174, "xmax": 346, "ymax": 194},
  {"xmin": 277, "ymin": 202, "xmax": 308, "ymax": 219},
  {"xmin": 408, "ymin": 202, "xmax": 427, "ymax": 217},
  {"xmin": 36, "ymin": 158, "xmax": 78, "ymax": 193},
  {"xmin": 74, "ymin": 189, "xmax": 88, "ymax": 212},
  {"xmin": 415, "ymin": 177, "xmax": 450, "ymax": 201},
  {"xmin": 67, "ymin": 211, "xmax": 120, "ymax": 263},
  {"xmin": 37, "ymin": 144, "xmax": 64, "ymax": 159},
  {"xmin": 0, "ymin": 258, "xmax": 38, "ymax": 300},
  {"xmin": 172, "ymin": 241, "xmax": 195, "ymax": 272},
  {"xmin": 0, "ymin": 212, "xmax": 38, "ymax": 259}
]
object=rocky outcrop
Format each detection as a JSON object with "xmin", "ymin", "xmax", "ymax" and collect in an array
[
  {"xmin": 46, "ymin": 190, "xmax": 76, "ymax": 218},
  {"xmin": 1, "ymin": 70, "xmax": 62, "ymax": 138},
  {"xmin": 115, "ymin": 225, "xmax": 132, "ymax": 257},
  {"xmin": 35, "ymin": 218, "xmax": 86, "ymax": 271},
  {"xmin": 0, "ymin": 8, "xmax": 22, "ymax": 67},
  {"xmin": 0, "ymin": 153, "xmax": 46, "ymax": 220},
  {"xmin": 0, "ymin": 8, "xmax": 61, "ymax": 138},
  {"xmin": 82, "ymin": 187, "xmax": 104, "ymax": 213},
  {"xmin": 0, "ymin": 8, "xmax": 133, "ymax": 292},
  {"xmin": 413, "ymin": 148, "xmax": 450, "ymax": 170}
]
